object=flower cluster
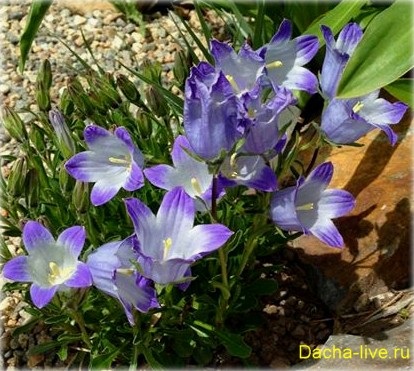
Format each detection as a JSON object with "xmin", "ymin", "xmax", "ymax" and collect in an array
[{"xmin": 2, "ymin": 20, "xmax": 408, "ymax": 326}]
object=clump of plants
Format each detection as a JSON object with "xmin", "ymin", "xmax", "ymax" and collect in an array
[{"xmin": 1, "ymin": 1, "xmax": 411, "ymax": 368}]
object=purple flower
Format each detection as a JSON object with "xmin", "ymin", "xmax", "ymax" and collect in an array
[
  {"xmin": 270, "ymin": 162, "xmax": 355, "ymax": 247},
  {"xmin": 86, "ymin": 237, "xmax": 159, "ymax": 324},
  {"xmin": 219, "ymin": 153, "xmax": 277, "ymax": 192},
  {"xmin": 144, "ymin": 135, "xmax": 223, "ymax": 211},
  {"xmin": 321, "ymin": 91, "xmax": 408, "ymax": 145},
  {"xmin": 210, "ymin": 40, "xmax": 265, "ymax": 95},
  {"xmin": 320, "ymin": 23, "xmax": 363, "ymax": 100},
  {"xmin": 260, "ymin": 19, "xmax": 319, "ymax": 93},
  {"xmin": 124, "ymin": 187, "xmax": 233, "ymax": 286},
  {"xmin": 184, "ymin": 62, "xmax": 243, "ymax": 160},
  {"xmin": 242, "ymin": 83, "xmax": 296, "ymax": 154},
  {"xmin": 65, "ymin": 125, "xmax": 144, "ymax": 206},
  {"xmin": 2, "ymin": 221, "xmax": 92, "ymax": 308}
]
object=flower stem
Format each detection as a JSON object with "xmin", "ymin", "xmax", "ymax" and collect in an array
[{"xmin": 70, "ymin": 310, "xmax": 92, "ymax": 348}]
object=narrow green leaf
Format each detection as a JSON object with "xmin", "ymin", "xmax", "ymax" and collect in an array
[
  {"xmin": 19, "ymin": 0, "xmax": 53, "ymax": 72},
  {"xmin": 384, "ymin": 78, "xmax": 413, "ymax": 108},
  {"xmin": 216, "ymin": 330, "xmax": 252, "ymax": 358},
  {"xmin": 337, "ymin": 1, "xmax": 414, "ymax": 98},
  {"xmin": 303, "ymin": 0, "xmax": 366, "ymax": 46},
  {"xmin": 252, "ymin": 0, "xmax": 266, "ymax": 49},
  {"xmin": 89, "ymin": 349, "xmax": 120, "ymax": 369}
]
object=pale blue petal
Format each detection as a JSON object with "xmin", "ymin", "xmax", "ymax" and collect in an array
[
  {"xmin": 3, "ymin": 256, "xmax": 32, "ymax": 282},
  {"xmin": 57, "ymin": 226, "xmax": 85, "ymax": 258},
  {"xmin": 23, "ymin": 221, "xmax": 54, "ymax": 253},
  {"xmin": 65, "ymin": 262, "xmax": 92, "ymax": 287},
  {"xmin": 30, "ymin": 284, "xmax": 58, "ymax": 308}
]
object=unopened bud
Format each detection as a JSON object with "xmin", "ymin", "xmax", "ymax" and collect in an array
[
  {"xmin": 140, "ymin": 59, "xmax": 162, "ymax": 83},
  {"xmin": 1, "ymin": 106, "xmax": 28, "ymax": 142},
  {"xmin": 173, "ymin": 49, "xmax": 191, "ymax": 86},
  {"xmin": 67, "ymin": 79, "xmax": 94, "ymax": 116},
  {"xmin": 25, "ymin": 169, "xmax": 40, "ymax": 208},
  {"xmin": 37, "ymin": 59, "xmax": 52, "ymax": 90},
  {"xmin": 72, "ymin": 181, "xmax": 89, "ymax": 213},
  {"xmin": 49, "ymin": 109, "xmax": 76, "ymax": 158},
  {"xmin": 59, "ymin": 88, "xmax": 74, "ymax": 116},
  {"xmin": 136, "ymin": 109, "xmax": 153, "ymax": 138},
  {"xmin": 92, "ymin": 75, "xmax": 122, "ymax": 109},
  {"xmin": 145, "ymin": 86, "xmax": 169, "ymax": 117},
  {"xmin": 117, "ymin": 74, "xmax": 141, "ymax": 104},
  {"xmin": 7, "ymin": 156, "xmax": 27, "ymax": 196},
  {"xmin": 59, "ymin": 164, "xmax": 74, "ymax": 194}
]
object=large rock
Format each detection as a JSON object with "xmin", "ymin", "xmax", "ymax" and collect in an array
[{"xmin": 292, "ymin": 104, "xmax": 412, "ymax": 312}]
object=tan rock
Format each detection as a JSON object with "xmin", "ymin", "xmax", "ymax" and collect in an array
[{"xmin": 57, "ymin": 0, "xmax": 118, "ymax": 15}]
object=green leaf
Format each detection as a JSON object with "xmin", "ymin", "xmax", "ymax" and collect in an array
[
  {"xmin": 19, "ymin": 0, "xmax": 53, "ymax": 72},
  {"xmin": 244, "ymin": 278, "xmax": 278, "ymax": 296},
  {"xmin": 216, "ymin": 329, "xmax": 252, "ymax": 358},
  {"xmin": 384, "ymin": 78, "xmax": 413, "ymax": 108},
  {"xmin": 337, "ymin": 1, "xmax": 414, "ymax": 98},
  {"xmin": 303, "ymin": 0, "xmax": 366, "ymax": 46},
  {"xmin": 89, "ymin": 349, "xmax": 120, "ymax": 369}
]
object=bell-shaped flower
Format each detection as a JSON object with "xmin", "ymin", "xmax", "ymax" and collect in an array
[
  {"xmin": 124, "ymin": 187, "xmax": 233, "ymax": 286},
  {"xmin": 2, "ymin": 221, "xmax": 92, "ymax": 308},
  {"xmin": 321, "ymin": 91, "xmax": 408, "ymax": 145},
  {"xmin": 184, "ymin": 62, "xmax": 243, "ymax": 160},
  {"xmin": 144, "ymin": 135, "xmax": 223, "ymax": 211},
  {"xmin": 65, "ymin": 125, "xmax": 145, "ymax": 206},
  {"xmin": 242, "ymin": 82, "xmax": 296, "ymax": 155},
  {"xmin": 320, "ymin": 23, "xmax": 363, "ymax": 100},
  {"xmin": 210, "ymin": 40, "xmax": 265, "ymax": 95},
  {"xmin": 86, "ymin": 237, "xmax": 159, "ymax": 325},
  {"xmin": 270, "ymin": 162, "xmax": 355, "ymax": 247},
  {"xmin": 219, "ymin": 152, "xmax": 277, "ymax": 192},
  {"xmin": 260, "ymin": 19, "xmax": 319, "ymax": 93}
]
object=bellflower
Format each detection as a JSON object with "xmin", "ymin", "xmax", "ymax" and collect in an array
[
  {"xmin": 219, "ymin": 153, "xmax": 277, "ymax": 192},
  {"xmin": 65, "ymin": 125, "xmax": 144, "ymax": 206},
  {"xmin": 124, "ymin": 187, "xmax": 233, "ymax": 286},
  {"xmin": 270, "ymin": 162, "xmax": 355, "ymax": 247},
  {"xmin": 86, "ymin": 237, "xmax": 159, "ymax": 324},
  {"xmin": 321, "ymin": 91, "xmax": 408, "ymax": 145},
  {"xmin": 2, "ymin": 221, "xmax": 92, "ymax": 308},
  {"xmin": 320, "ymin": 23, "xmax": 363, "ymax": 100},
  {"xmin": 184, "ymin": 62, "xmax": 243, "ymax": 160},
  {"xmin": 144, "ymin": 135, "xmax": 223, "ymax": 211},
  {"xmin": 242, "ymin": 83, "xmax": 296, "ymax": 154},
  {"xmin": 260, "ymin": 19, "xmax": 319, "ymax": 93},
  {"xmin": 210, "ymin": 39, "xmax": 265, "ymax": 95}
]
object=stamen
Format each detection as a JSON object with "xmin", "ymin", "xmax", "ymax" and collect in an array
[
  {"xmin": 267, "ymin": 60, "xmax": 283, "ymax": 69},
  {"xmin": 191, "ymin": 177, "xmax": 202, "ymax": 196},
  {"xmin": 116, "ymin": 268, "xmax": 135, "ymax": 276},
  {"xmin": 225, "ymin": 74, "xmax": 240, "ymax": 92},
  {"xmin": 108, "ymin": 157, "xmax": 130, "ymax": 165},
  {"xmin": 48, "ymin": 261, "xmax": 74, "ymax": 285},
  {"xmin": 352, "ymin": 102, "xmax": 364, "ymax": 113},
  {"xmin": 248, "ymin": 107, "xmax": 256, "ymax": 118},
  {"xmin": 163, "ymin": 237, "xmax": 173, "ymax": 260},
  {"xmin": 296, "ymin": 203, "xmax": 314, "ymax": 211}
]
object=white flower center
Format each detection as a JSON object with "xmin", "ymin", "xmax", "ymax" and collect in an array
[{"xmin": 48, "ymin": 261, "xmax": 75, "ymax": 286}]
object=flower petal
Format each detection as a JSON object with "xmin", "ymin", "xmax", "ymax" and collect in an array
[
  {"xmin": 269, "ymin": 19, "xmax": 292, "ymax": 45},
  {"xmin": 319, "ymin": 189, "xmax": 356, "ymax": 219},
  {"xmin": 157, "ymin": 187, "xmax": 195, "ymax": 244},
  {"xmin": 144, "ymin": 164, "xmax": 176, "ymax": 190},
  {"xmin": 360, "ymin": 99, "xmax": 408, "ymax": 125},
  {"xmin": 123, "ymin": 162, "xmax": 145, "ymax": 192},
  {"xmin": 298, "ymin": 162, "xmax": 333, "ymax": 205},
  {"xmin": 310, "ymin": 219, "xmax": 344, "ymax": 248},
  {"xmin": 23, "ymin": 221, "xmax": 54, "ymax": 253},
  {"xmin": 295, "ymin": 35, "xmax": 319, "ymax": 65},
  {"xmin": 57, "ymin": 226, "xmax": 85, "ymax": 258},
  {"xmin": 83, "ymin": 125, "xmax": 111, "ymax": 148},
  {"xmin": 65, "ymin": 262, "xmax": 93, "ymax": 287},
  {"xmin": 176, "ymin": 224, "xmax": 233, "ymax": 261},
  {"xmin": 91, "ymin": 180, "xmax": 122, "ymax": 206},
  {"xmin": 2, "ymin": 256, "xmax": 32, "ymax": 282},
  {"xmin": 171, "ymin": 135, "xmax": 192, "ymax": 165},
  {"xmin": 284, "ymin": 66, "xmax": 318, "ymax": 93},
  {"xmin": 336, "ymin": 23, "xmax": 363, "ymax": 56},
  {"xmin": 270, "ymin": 185, "xmax": 303, "ymax": 231},
  {"xmin": 30, "ymin": 284, "xmax": 58, "ymax": 308},
  {"xmin": 115, "ymin": 127, "xmax": 144, "ymax": 167}
]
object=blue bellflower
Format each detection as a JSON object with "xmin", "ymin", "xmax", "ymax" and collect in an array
[
  {"xmin": 184, "ymin": 62, "xmax": 243, "ymax": 160},
  {"xmin": 320, "ymin": 23, "xmax": 363, "ymax": 100},
  {"xmin": 270, "ymin": 162, "xmax": 355, "ymax": 247},
  {"xmin": 86, "ymin": 237, "xmax": 159, "ymax": 324},
  {"xmin": 260, "ymin": 19, "xmax": 319, "ymax": 93},
  {"xmin": 124, "ymin": 187, "xmax": 233, "ymax": 286},
  {"xmin": 144, "ymin": 135, "xmax": 223, "ymax": 211},
  {"xmin": 3, "ymin": 221, "xmax": 92, "ymax": 308},
  {"xmin": 65, "ymin": 125, "xmax": 145, "ymax": 206}
]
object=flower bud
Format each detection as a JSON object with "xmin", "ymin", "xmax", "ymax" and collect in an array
[
  {"xmin": 173, "ymin": 49, "xmax": 191, "ymax": 86},
  {"xmin": 140, "ymin": 59, "xmax": 162, "ymax": 83},
  {"xmin": 49, "ymin": 109, "xmax": 76, "ymax": 158},
  {"xmin": 59, "ymin": 88, "xmax": 74, "ymax": 116},
  {"xmin": 117, "ymin": 74, "xmax": 141, "ymax": 105},
  {"xmin": 7, "ymin": 156, "xmax": 28, "ymax": 197},
  {"xmin": 136, "ymin": 109, "xmax": 153, "ymax": 138},
  {"xmin": 1, "ymin": 106, "xmax": 28, "ymax": 142},
  {"xmin": 25, "ymin": 169, "xmax": 40, "ymax": 208},
  {"xmin": 72, "ymin": 181, "xmax": 89, "ymax": 213},
  {"xmin": 91, "ymin": 75, "xmax": 122, "ymax": 109},
  {"xmin": 145, "ymin": 86, "xmax": 169, "ymax": 117},
  {"xmin": 59, "ymin": 164, "xmax": 74, "ymax": 194},
  {"xmin": 67, "ymin": 79, "xmax": 94, "ymax": 116},
  {"xmin": 37, "ymin": 59, "xmax": 52, "ymax": 90}
]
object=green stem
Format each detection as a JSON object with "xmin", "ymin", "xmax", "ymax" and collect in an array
[
  {"xmin": 130, "ymin": 313, "xmax": 142, "ymax": 371},
  {"xmin": 70, "ymin": 310, "xmax": 92, "ymax": 348}
]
